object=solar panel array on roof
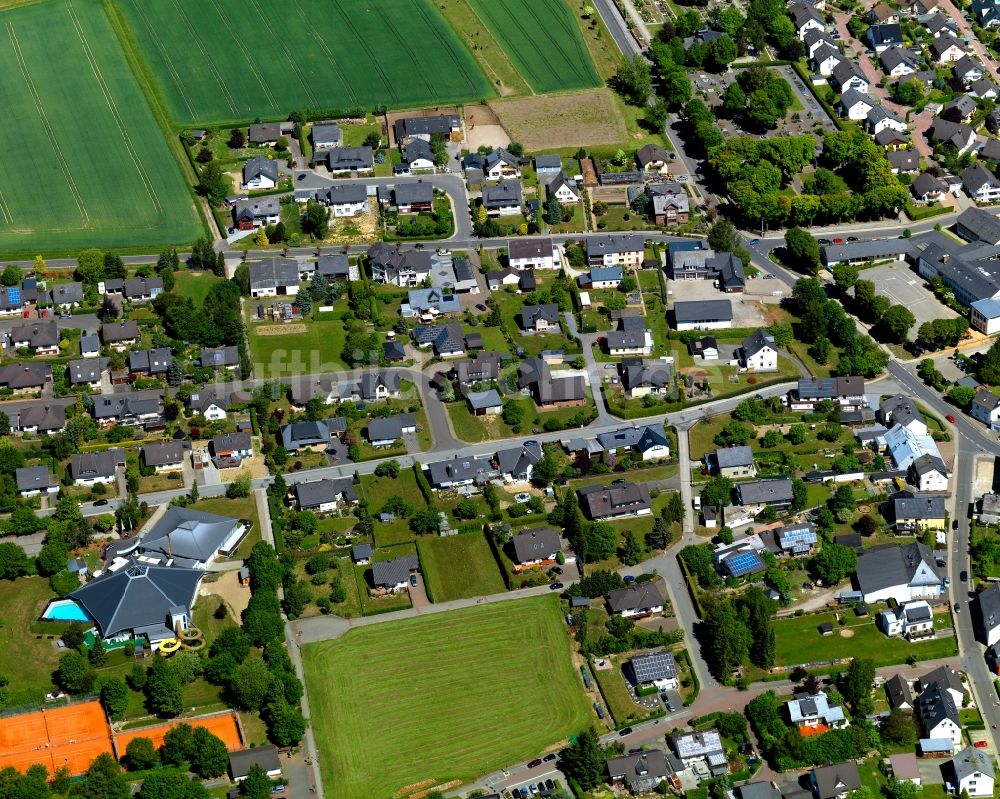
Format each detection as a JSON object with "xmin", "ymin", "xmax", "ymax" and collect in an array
[
  {"xmin": 631, "ymin": 651, "xmax": 676, "ymax": 683},
  {"xmin": 724, "ymin": 551, "xmax": 765, "ymax": 577},
  {"xmin": 780, "ymin": 527, "xmax": 818, "ymax": 554},
  {"xmin": 6, "ymin": 288, "xmax": 20, "ymax": 305}
]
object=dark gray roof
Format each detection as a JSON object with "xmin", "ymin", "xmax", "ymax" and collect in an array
[
  {"xmin": 885, "ymin": 673, "xmax": 914, "ymax": 708},
  {"xmin": 280, "ymin": 420, "xmax": 330, "ymax": 450},
  {"xmin": 228, "ymin": 745, "xmax": 281, "ymax": 780},
  {"xmin": 326, "ymin": 146, "xmax": 373, "ymax": 170},
  {"xmin": 580, "ymin": 482, "xmax": 652, "ymax": 519},
  {"xmin": 953, "ymin": 746, "xmax": 995, "ymax": 782},
  {"xmin": 359, "ymin": 370, "xmax": 399, "ymax": 399},
  {"xmin": 129, "ymin": 347, "xmax": 172, "ymax": 374},
  {"xmin": 371, "ymin": 555, "xmax": 419, "ymax": 588},
  {"xmin": 352, "ymin": 543, "xmax": 373, "ymax": 561},
  {"xmin": 0, "ymin": 363, "xmax": 50, "ymax": 390},
  {"xmin": 587, "ymin": 234, "xmax": 645, "ymax": 258},
  {"xmin": 919, "ymin": 665, "xmax": 965, "ymax": 697},
  {"xmin": 395, "ymin": 114, "xmax": 459, "ymax": 138},
  {"xmin": 978, "ymin": 583, "xmax": 1000, "ymax": 636},
  {"xmin": 294, "ymin": 478, "xmax": 357, "ymax": 509},
  {"xmin": 607, "ymin": 581, "xmax": 666, "ymax": 613},
  {"xmin": 520, "ymin": 303, "xmax": 560, "ymax": 328},
  {"xmin": 735, "ymin": 478, "xmax": 793, "ymax": 505},
  {"xmin": 143, "ymin": 440, "xmax": 187, "ymax": 467},
  {"xmin": 317, "ymin": 253, "xmax": 351, "ymax": 279},
  {"xmin": 426, "ymin": 455, "xmax": 496, "ymax": 487},
  {"xmin": 70, "ymin": 448, "xmax": 125, "ymax": 480},
  {"xmin": 249, "ymin": 258, "xmax": 299, "ymax": 291},
  {"xmin": 93, "ymin": 391, "xmax": 163, "ymax": 420},
  {"xmin": 893, "ymin": 491, "xmax": 946, "ymax": 520},
  {"xmin": 393, "ymin": 180, "xmax": 434, "ymax": 207},
  {"xmin": 605, "ymin": 749, "xmax": 670, "ymax": 790},
  {"xmin": 367, "ymin": 413, "xmax": 416, "ymax": 442},
  {"xmin": 15, "ymin": 465, "xmax": 53, "ymax": 492},
  {"xmin": 213, "ymin": 431, "xmax": 252, "ymax": 453},
  {"xmin": 715, "ymin": 446, "xmax": 755, "ymax": 469},
  {"xmin": 495, "ymin": 441, "xmax": 542, "ymax": 477},
  {"xmin": 917, "ymin": 682, "xmax": 960, "ymax": 730},
  {"xmin": 738, "ymin": 783, "xmax": 783, "ymax": 799},
  {"xmin": 48, "ymin": 282, "xmax": 84, "ymax": 305},
  {"xmin": 673, "ymin": 300, "xmax": 733, "ymax": 324},
  {"xmin": 957, "ymin": 207, "xmax": 1000, "ymax": 244},
  {"xmin": 404, "ymin": 138, "xmax": 434, "ymax": 165},
  {"xmin": 963, "ymin": 163, "xmax": 1000, "ymax": 193},
  {"xmin": 511, "ymin": 527, "xmax": 561, "ymax": 563},
  {"xmin": 71, "ymin": 560, "xmax": 202, "ymax": 638},
  {"xmin": 812, "ymin": 763, "xmax": 861, "ymax": 799},
  {"xmin": 201, "ymin": 346, "xmax": 240, "ymax": 368},
  {"xmin": 856, "ymin": 542, "xmax": 940, "ymax": 596},
  {"xmin": 311, "ymin": 123, "xmax": 342, "ymax": 146},
  {"xmin": 140, "ymin": 506, "xmax": 239, "ymax": 562},
  {"xmin": 68, "ymin": 358, "xmax": 104, "ymax": 385},
  {"xmin": 482, "ymin": 181, "xmax": 522, "ymax": 208},
  {"xmin": 319, "ymin": 183, "xmax": 368, "ymax": 205},
  {"xmin": 101, "ymin": 320, "xmax": 139, "ymax": 343},
  {"xmin": 243, "ymin": 155, "xmax": 279, "ymax": 183}
]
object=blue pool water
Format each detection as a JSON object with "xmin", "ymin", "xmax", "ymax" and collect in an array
[{"xmin": 43, "ymin": 599, "xmax": 89, "ymax": 622}]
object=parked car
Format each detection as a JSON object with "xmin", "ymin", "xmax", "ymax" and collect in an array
[
  {"xmin": 955, "ymin": 602, "xmax": 962, "ymax": 613},
  {"xmin": 962, "ymin": 570, "xmax": 968, "ymax": 581},
  {"xmin": 549, "ymin": 582, "xmax": 564, "ymax": 590},
  {"xmin": 93, "ymin": 499, "xmax": 109, "ymax": 506},
  {"xmin": 975, "ymin": 740, "xmax": 989, "ymax": 748},
  {"xmin": 619, "ymin": 727, "xmax": 633, "ymax": 736},
  {"xmin": 832, "ymin": 237, "xmax": 844, "ymax": 244},
  {"xmin": 475, "ymin": 303, "xmax": 488, "ymax": 312},
  {"xmin": 543, "ymin": 753, "xmax": 557, "ymax": 762},
  {"xmin": 818, "ymin": 237, "xmax": 832, "ymax": 245},
  {"xmin": 545, "ymin": 779, "xmax": 555, "ymax": 790},
  {"xmin": 527, "ymin": 758, "xmax": 542, "ymax": 768},
  {"xmin": 409, "ymin": 574, "xmax": 417, "ymax": 587},
  {"xmin": 550, "ymin": 566, "xmax": 563, "ymax": 575},
  {"xmin": 749, "ymin": 239, "xmax": 760, "ymax": 245}
]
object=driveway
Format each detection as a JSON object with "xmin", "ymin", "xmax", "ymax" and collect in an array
[{"xmin": 408, "ymin": 574, "xmax": 431, "ymax": 610}]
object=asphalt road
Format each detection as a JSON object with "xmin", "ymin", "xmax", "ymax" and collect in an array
[{"xmin": 591, "ymin": 0, "xmax": 643, "ymax": 56}]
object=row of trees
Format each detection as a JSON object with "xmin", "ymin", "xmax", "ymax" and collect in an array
[{"xmin": 699, "ymin": 586, "xmax": 775, "ymax": 678}]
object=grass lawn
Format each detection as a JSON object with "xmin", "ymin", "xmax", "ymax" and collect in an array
[
  {"xmin": 0, "ymin": 0, "xmax": 201, "ymax": 255},
  {"xmin": 446, "ymin": 393, "xmax": 596, "ymax": 442},
  {"xmin": 359, "ymin": 471, "xmax": 427, "ymax": 546},
  {"xmin": 0, "ymin": 576, "xmax": 61, "ymax": 705},
  {"xmin": 302, "ymin": 595, "xmax": 591, "ymax": 799},
  {"xmin": 417, "ymin": 533, "xmax": 505, "ymax": 602},
  {"xmin": 173, "ymin": 270, "xmax": 224, "ymax": 306},
  {"xmin": 773, "ymin": 610, "xmax": 957, "ymax": 667},
  {"xmin": 592, "ymin": 655, "xmax": 658, "ymax": 726},
  {"xmin": 117, "ymin": 0, "xmax": 492, "ymax": 125},
  {"xmin": 354, "ymin": 554, "xmax": 413, "ymax": 616},
  {"xmin": 249, "ymin": 319, "xmax": 348, "ymax": 378},
  {"xmin": 476, "ymin": 325, "xmax": 512, "ymax": 356}
]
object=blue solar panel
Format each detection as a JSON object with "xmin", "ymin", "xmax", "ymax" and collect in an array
[
  {"xmin": 6, "ymin": 288, "xmax": 20, "ymax": 304},
  {"xmin": 780, "ymin": 528, "xmax": 818, "ymax": 548},
  {"xmin": 725, "ymin": 551, "xmax": 764, "ymax": 577}
]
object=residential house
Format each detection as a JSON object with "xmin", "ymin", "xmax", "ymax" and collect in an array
[
  {"xmin": 875, "ymin": 128, "xmax": 910, "ymax": 149},
  {"xmin": 920, "ymin": 666, "xmax": 966, "ymax": 707},
  {"xmin": 868, "ymin": 2, "xmax": 901, "ymax": 23},
  {"xmin": 668, "ymin": 241, "xmax": 746, "ymax": 291},
  {"xmin": 486, "ymin": 266, "xmax": 529, "ymax": 292},
  {"xmin": 607, "ymin": 581, "xmax": 666, "ymax": 618},
  {"xmin": 248, "ymin": 123, "xmax": 281, "ymax": 145},
  {"xmin": 737, "ymin": 329, "xmax": 778, "ymax": 371},
  {"xmin": 880, "ymin": 599, "xmax": 935, "ymax": 639},
  {"xmin": 892, "ymin": 491, "xmax": 947, "ymax": 530},
  {"xmin": 233, "ymin": 196, "xmax": 279, "ymax": 230},
  {"xmin": 672, "ymin": 729, "xmax": 727, "ymax": 775},
  {"xmin": 508, "ymin": 238, "xmax": 559, "ymax": 270},
  {"xmin": 587, "ymin": 234, "xmax": 645, "ymax": 267},
  {"xmin": 534, "ymin": 155, "xmax": 562, "ymax": 175},
  {"xmin": 672, "ymin": 299, "xmax": 733, "ymax": 331},
  {"xmin": 316, "ymin": 184, "xmax": 368, "ymax": 217},
  {"xmin": 70, "ymin": 448, "xmax": 125, "ymax": 486},
  {"xmin": 481, "ymin": 148, "xmax": 521, "ymax": 180},
  {"xmin": 495, "ymin": 441, "xmax": 543, "ymax": 482},
  {"xmin": 770, "ymin": 521, "xmax": 819, "ymax": 557},
  {"xmin": 67, "ymin": 359, "xmax": 104, "ymax": 391},
  {"xmin": 0, "ymin": 363, "xmax": 51, "ymax": 394},
  {"xmin": 351, "ymin": 543, "xmax": 372, "ymax": 565},
  {"xmin": 402, "ymin": 139, "xmax": 435, "ymax": 172},
  {"xmin": 15, "ymin": 465, "xmax": 57, "ymax": 497},
  {"xmin": 323, "ymin": 146, "xmax": 373, "ymax": 174},
  {"xmin": 392, "ymin": 114, "xmax": 461, "ymax": 144},
  {"xmin": 241, "ymin": 156, "xmax": 278, "ymax": 190},
  {"xmin": 510, "ymin": 527, "xmax": 562, "ymax": 568},
  {"xmin": 129, "ymin": 348, "xmax": 171, "ymax": 379},
  {"xmin": 411, "ymin": 322, "xmax": 467, "ymax": 357},
  {"xmin": 971, "ymin": 0, "xmax": 1000, "ymax": 26},
  {"xmin": 867, "ymin": 104, "xmax": 908, "ymax": 134},
  {"xmin": 789, "ymin": 376, "xmax": 867, "ymax": 410},
  {"xmin": 311, "ymin": 123, "xmax": 342, "ymax": 150},
  {"xmin": 636, "ymin": 143, "xmax": 672, "ymax": 175},
  {"xmin": 403, "ymin": 287, "xmax": 460, "ymax": 318},
  {"xmin": 579, "ymin": 482, "xmax": 652, "ymax": 520},
  {"xmin": 595, "ymin": 423, "xmax": 671, "ymax": 462},
  {"xmin": 815, "ymin": 43, "xmax": 846, "ymax": 76},
  {"xmin": 365, "ymin": 413, "xmax": 416, "ymax": 447},
  {"xmin": 840, "ymin": 89, "xmax": 875, "ymax": 120},
  {"xmin": 578, "ymin": 265, "xmax": 624, "ymax": 290},
  {"xmin": 10, "ymin": 321, "xmax": 59, "ymax": 356},
  {"xmin": 975, "ymin": 389, "xmax": 1000, "ymax": 430},
  {"xmin": 880, "ymin": 394, "xmax": 927, "ymax": 434},
  {"xmin": 606, "ymin": 750, "xmax": 671, "ymax": 794},
  {"xmin": 832, "ymin": 60, "xmax": 871, "ymax": 93},
  {"xmin": 392, "ymin": 181, "xmax": 434, "ymax": 214},
  {"xmin": 93, "ymin": 391, "xmax": 163, "ymax": 428},
  {"xmin": 46, "ymin": 282, "xmax": 84, "ymax": 311},
  {"xmin": 979, "ymin": 492, "xmax": 1000, "ymax": 524},
  {"xmin": 279, "ymin": 421, "xmax": 331, "ymax": 453},
  {"xmin": 712, "ymin": 446, "xmax": 756, "ymax": 478},
  {"xmin": 630, "ymin": 650, "xmax": 679, "ymax": 690},
  {"xmin": 248, "ymin": 258, "xmax": 300, "ymax": 297},
  {"xmin": 912, "ymin": 172, "xmax": 948, "ymax": 202},
  {"xmin": 931, "ymin": 34, "xmax": 967, "ymax": 62},
  {"xmin": 425, "ymin": 454, "xmax": 498, "ymax": 489},
  {"xmin": 975, "ymin": 583, "xmax": 1000, "ymax": 646},
  {"xmin": 547, "ymin": 171, "xmax": 581, "ymax": 204},
  {"xmin": 517, "ymin": 357, "xmax": 586, "ymax": 408},
  {"xmin": 928, "ymin": 119, "xmax": 977, "ymax": 154},
  {"xmin": 954, "ymin": 55, "xmax": 985, "ymax": 85},
  {"xmin": 866, "ymin": 23, "xmax": 904, "ymax": 51},
  {"xmin": 791, "ymin": 2, "xmax": 825, "ymax": 37},
  {"xmin": 189, "ymin": 387, "xmax": 248, "ymax": 421},
  {"xmin": 619, "ymin": 358, "xmax": 672, "ymax": 398},
  {"xmin": 734, "ymin": 478, "xmax": 794, "ymax": 508},
  {"xmin": 481, "ymin": 181, "xmax": 522, "ymax": 216},
  {"xmin": 881, "ymin": 45, "xmax": 918, "ymax": 76},
  {"xmin": 229, "ymin": 746, "xmax": 282, "ymax": 783},
  {"xmin": 452, "ymin": 352, "xmax": 501, "ymax": 386},
  {"xmin": 854, "ymin": 542, "xmax": 944, "ymax": 602},
  {"xmin": 367, "ymin": 242, "xmax": 432, "ymax": 286},
  {"xmin": 80, "ymin": 332, "xmax": 100, "ymax": 358},
  {"xmin": 787, "ymin": 691, "xmax": 848, "ymax": 733},
  {"xmin": 805, "ymin": 29, "xmax": 837, "ymax": 58},
  {"xmin": 141, "ymin": 440, "xmax": 186, "ymax": 474},
  {"xmin": 201, "ymin": 346, "xmax": 240, "ymax": 371},
  {"xmin": 955, "ymin": 205, "xmax": 1000, "ymax": 243},
  {"xmin": 916, "ymin": 683, "xmax": 963, "ymax": 746},
  {"xmin": 811, "ymin": 763, "xmax": 862, "ymax": 799},
  {"xmin": 963, "ymin": 163, "xmax": 1000, "ymax": 203},
  {"xmin": 211, "ymin": 432, "xmax": 253, "ymax": 464},
  {"xmin": 951, "ymin": 747, "xmax": 995, "ymax": 797},
  {"xmin": 647, "ymin": 183, "xmax": 690, "ymax": 225},
  {"xmin": 315, "ymin": 253, "xmax": 357, "ymax": 282},
  {"xmin": 888, "ymin": 149, "xmax": 921, "ymax": 173},
  {"xmin": 465, "ymin": 388, "xmax": 502, "ymax": 416},
  {"xmin": 0, "ymin": 398, "xmax": 68, "ymax": 434},
  {"xmin": 519, "ymin": 303, "xmax": 561, "ymax": 333},
  {"xmin": 293, "ymin": 478, "xmax": 357, "ymax": 512},
  {"xmin": 886, "ymin": 674, "xmax": 915, "ymax": 710},
  {"xmin": 971, "ymin": 78, "xmax": 999, "ymax": 99},
  {"xmin": 370, "ymin": 555, "xmax": 420, "ymax": 594},
  {"xmin": 606, "ymin": 316, "xmax": 654, "ymax": 356},
  {"xmin": 688, "ymin": 336, "xmax": 719, "ymax": 360}
]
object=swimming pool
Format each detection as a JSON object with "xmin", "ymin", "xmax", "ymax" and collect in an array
[{"xmin": 42, "ymin": 599, "xmax": 89, "ymax": 622}]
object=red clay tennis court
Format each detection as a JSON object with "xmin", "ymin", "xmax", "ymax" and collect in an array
[
  {"xmin": 115, "ymin": 711, "xmax": 243, "ymax": 753},
  {"xmin": 0, "ymin": 701, "xmax": 113, "ymax": 776}
]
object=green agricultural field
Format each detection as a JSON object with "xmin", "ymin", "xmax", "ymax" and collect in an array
[
  {"xmin": 460, "ymin": 0, "xmax": 601, "ymax": 93},
  {"xmin": 0, "ymin": 0, "xmax": 201, "ymax": 255},
  {"xmin": 302, "ymin": 596, "xmax": 591, "ymax": 799},
  {"xmin": 417, "ymin": 533, "xmax": 506, "ymax": 601},
  {"xmin": 117, "ymin": 0, "xmax": 493, "ymax": 125}
]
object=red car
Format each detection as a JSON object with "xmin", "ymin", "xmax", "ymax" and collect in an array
[
  {"xmin": 974, "ymin": 740, "xmax": 988, "ymax": 748},
  {"xmin": 946, "ymin": 414, "xmax": 957, "ymax": 424},
  {"xmin": 832, "ymin": 237, "xmax": 845, "ymax": 244}
]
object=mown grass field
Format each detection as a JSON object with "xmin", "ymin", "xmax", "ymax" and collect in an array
[
  {"xmin": 461, "ymin": 0, "xmax": 601, "ymax": 94},
  {"xmin": 417, "ymin": 533, "xmax": 506, "ymax": 601},
  {"xmin": 302, "ymin": 596, "xmax": 590, "ymax": 799},
  {"xmin": 0, "ymin": 0, "xmax": 201, "ymax": 254},
  {"xmin": 118, "ymin": 0, "xmax": 493, "ymax": 125},
  {"xmin": 248, "ymin": 319, "xmax": 348, "ymax": 377}
]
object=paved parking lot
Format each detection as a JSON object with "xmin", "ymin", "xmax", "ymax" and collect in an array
[
  {"xmin": 863, "ymin": 262, "xmax": 959, "ymax": 334},
  {"xmin": 668, "ymin": 278, "xmax": 767, "ymax": 327}
]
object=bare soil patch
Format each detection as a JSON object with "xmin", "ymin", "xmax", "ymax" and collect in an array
[
  {"xmin": 257, "ymin": 323, "xmax": 307, "ymax": 336},
  {"xmin": 839, "ymin": 628, "xmax": 854, "ymax": 638},
  {"xmin": 490, "ymin": 89, "xmax": 627, "ymax": 150}
]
